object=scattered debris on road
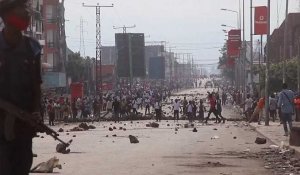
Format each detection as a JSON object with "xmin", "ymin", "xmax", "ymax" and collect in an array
[
  {"xmin": 31, "ymin": 157, "xmax": 62, "ymax": 173},
  {"xmin": 129, "ymin": 135, "xmax": 139, "ymax": 143},
  {"xmin": 255, "ymin": 137, "xmax": 267, "ymax": 144},
  {"xmin": 56, "ymin": 140, "xmax": 72, "ymax": 154}
]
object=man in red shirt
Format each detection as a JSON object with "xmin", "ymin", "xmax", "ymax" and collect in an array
[
  {"xmin": 249, "ymin": 97, "xmax": 265, "ymax": 125},
  {"xmin": 204, "ymin": 93, "xmax": 222, "ymax": 124},
  {"xmin": 294, "ymin": 94, "xmax": 300, "ymax": 122}
]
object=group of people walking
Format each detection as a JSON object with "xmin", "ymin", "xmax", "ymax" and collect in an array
[{"xmin": 172, "ymin": 92, "xmax": 226, "ymax": 124}]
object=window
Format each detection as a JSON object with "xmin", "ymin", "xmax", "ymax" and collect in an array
[
  {"xmin": 46, "ymin": 53, "xmax": 54, "ymax": 68},
  {"xmin": 46, "ymin": 30, "xmax": 54, "ymax": 48},
  {"xmin": 45, "ymin": 5, "xmax": 56, "ymax": 23}
]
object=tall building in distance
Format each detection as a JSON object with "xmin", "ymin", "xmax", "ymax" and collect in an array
[
  {"xmin": 41, "ymin": 0, "xmax": 67, "ymax": 89},
  {"xmin": 0, "ymin": 0, "xmax": 68, "ymax": 89}
]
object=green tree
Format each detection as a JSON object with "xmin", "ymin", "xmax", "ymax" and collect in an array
[
  {"xmin": 218, "ymin": 43, "xmax": 234, "ymax": 83},
  {"xmin": 257, "ymin": 58, "xmax": 298, "ymax": 93},
  {"xmin": 66, "ymin": 52, "xmax": 85, "ymax": 82}
]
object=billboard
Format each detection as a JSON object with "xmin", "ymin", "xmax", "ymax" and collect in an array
[
  {"xmin": 227, "ymin": 29, "xmax": 241, "ymax": 58},
  {"xmin": 149, "ymin": 56, "xmax": 165, "ymax": 79},
  {"xmin": 254, "ymin": 6, "xmax": 268, "ymax": 35},
  {"xmin": 42, "ymin": 72, "xmax": 66, "ymax": 89},
  {"xmin": 115, "ymin": 33, "xmax": 146, "ymax": 78},
  {"xmin": 70, "ymin": 82, "xmax": 84, "ymax": 100}
]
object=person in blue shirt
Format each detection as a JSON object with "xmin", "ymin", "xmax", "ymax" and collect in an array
[
  {"xmin": 0, "ymin": 0, "xmax": 42, "ymax": 174},
  {"xmin": 278, "ymin": 83, "xmax": 295, "ymax": 136}
]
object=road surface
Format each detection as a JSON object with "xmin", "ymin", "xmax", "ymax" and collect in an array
[{"xmin": 31, "ymin": 87, "xmax": 272, "ymax": 175}]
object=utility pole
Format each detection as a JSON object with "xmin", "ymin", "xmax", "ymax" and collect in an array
[
  {"xmin": 167, "ymin": 47, "xmax": 176, "ymax": 82},
  {"xmin": 82, "ymin": 3, "xmax": 113, "ymax": 95},
  {"xmin": 265, "ymin": 0, "xmax": 271, "ymax": 126},
  {"xmin": 82, "ymin": 3, "xmax": 113, "ymax": 117},
  {"xmin": 79, "ymin": 17, "xmax": 87, "ymax": 57},
  {"xmin": 250, "ymin": 0, "xmax": 254, "ymax": 95},
  {"xmin": 242, "ymin": 0, "xmax": 246, "ymax": 112},
  {"xmin": 113, "ymin": 25, "xmax": 136, "ymax": 89},
  {"xmin": 283, "ymin": 0, "xmax": 289, "ymax": 83},
  {"xmin": 113, "ymin": 25, "xmax": 136, "ymax": 34},
  {"xmin": 298, "ymin": 37, "xmax": 300, "ymax": 92}
]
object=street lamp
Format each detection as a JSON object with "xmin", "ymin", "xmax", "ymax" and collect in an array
[{"xmin": 221, "ymin": 24, "xmax": 235, "ymax": 28}]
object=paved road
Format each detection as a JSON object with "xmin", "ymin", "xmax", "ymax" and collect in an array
[{"xmin": 31, "ymin": 87, "xmax": 272, "ymax": 175}]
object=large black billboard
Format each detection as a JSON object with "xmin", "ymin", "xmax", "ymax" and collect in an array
[
  {"xmin": 149, "ymin": 56, "xmax": 165, "ymax": 79},
  {"xmin": 115, "ymin": 33, "xmax": 145, "ymax": 78}
]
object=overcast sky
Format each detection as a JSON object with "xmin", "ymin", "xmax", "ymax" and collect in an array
[{"xmin": 64, "ymin": 0, "xmax": 300, "ymax": 65}]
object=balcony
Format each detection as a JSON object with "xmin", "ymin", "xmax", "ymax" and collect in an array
[
  {"xmin": 46, "ymin": 18, "xmax": 57, "ymax": 23},
  {"xmin": 47, "ymin": 42, "xmax": 55, "ymax": 48}
]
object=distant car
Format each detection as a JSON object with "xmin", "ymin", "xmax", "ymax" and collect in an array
[{"xmin": 205, "ymin": 81, "xmax": 213, "ymax": 88}]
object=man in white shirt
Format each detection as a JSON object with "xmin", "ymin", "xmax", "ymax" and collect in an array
[
  {"xmin": 144, "ymin": 97, "xmax": 151, "ymax": 115},
  {"xmin": 243, "ymin": 94, "xmax": 253, "ymax": 120},
  {"xmin": 187, "ymin": 101, "xmax": 194, "ymax": 123},
  {"xmin": 132, "ymin": 99, "xmax": 138, "ymax": 114},
  {"xmin": 137, "ymin": 97, "xmax": 143, "ymax": 110},
  {"xmin": 173, "ymin": 99, "xmax": 181, "ymax": 122},
  {"xmin": 154, "ymin": 100, "xmax": 162, "ymax": 122}
]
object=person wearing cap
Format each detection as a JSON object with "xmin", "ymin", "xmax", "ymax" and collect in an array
[{"xmin": 0, "ymin": 0, "xmax": 42, "ymax": 174}]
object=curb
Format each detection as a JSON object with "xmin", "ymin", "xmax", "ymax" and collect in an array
[
  {"xmin": 249, "ymin": 123, "xmax": 300, "ymax": 157},
  {"xmin": 248, "ymin": 123, "xmax": 277, "ymax": 145}
]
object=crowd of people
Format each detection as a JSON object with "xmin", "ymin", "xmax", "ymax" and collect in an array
[
  {"xmin": 42, "ymin": 78, "xmax": 300, "ymax": 138},
  {"xmin": 221, "ymin": 82, "xmax": 300, "ymax": 136},
  {"xmin": 42, "ymin": 79, "xmax": 227, "ymax": 125},
  {"xmin": 42, "ymin": 83, "xmax": 176, "ymax": 124}
]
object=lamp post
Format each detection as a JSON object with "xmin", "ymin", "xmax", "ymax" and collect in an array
[
  {"xmin": 221, "ymin": 24, "xmax": 236, "ymax": 29},
  {"xmin": 221, "ymin": 7, "xmax": 242, "ymax": 93},
  {"xmin": 221, "ymin": 8, "xmax": 240, "ymax": 29}
]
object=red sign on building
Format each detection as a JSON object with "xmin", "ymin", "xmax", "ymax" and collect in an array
[
  {"xmin": 254, "ymin": 6, "xmax": 268, "ymax": 35},
  {"xmin": 70, "ymin": 82, "xmax": 84, "ymax": 100},
  {"xmin": 227, "ymin": 29, "xmax": 241, "ymax": 58}
]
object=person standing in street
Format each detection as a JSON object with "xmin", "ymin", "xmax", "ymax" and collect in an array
[
  {"xmin": 182, "ymin": 97, "xmax": 188, "ymax": 116},
  {"xmin": 222, "ymin": 92, "xmax": 227, "ymax": 105},
  {"xmin": 112, "ymin": 98, "xmax": 120, "ymax": 123},
  {"xmin": 242, "ymin": 94, "xmax": 253, "ymax": 120},
  {"xmin": 198, "ymin": 99, "xmax": 205, "ymax": 122},
  {"xmin": 249, "ymin": 96, "xmax": 265, "ymax": 125},
  {"xmin": 204, "ymin": 93, "xmax": 220, "ymax": 124},
  {"xmin": 187, "ymin": 101, "xmax": 193, "ymax": 123},
  {"xmin": 294, "ymin": 94, "xmax": 300, "ymax": 122},
  {"xmin": 144, "ymin": 97, "xmax": 151, "ymax": 115},
  {"xmin": 105, "ymin": 99, "xmax": 113, "ymax": 115},
  {"xmin": 173, "ymin": 99, "xmax": 181, "ymax": 122},
  {"xmin": 269, "ymin": 94, "xmax": 278, "ymax": 122},
  {"xmin": 278, "ymin": 83, "xmax": 295, "ymax": 136},
  {"xmin": 154, "ymin": 99, "xmax": 162, "ymax": 122},
  {"xmin": 0, "ymin": 1, "xmax": 42, "ymax": 174},
  {"xmin": 132, "ymin": 98, "xmax": 138, "ymax": 115},
  {"xmin": 216, "ymin": 94, "xmax": 226, "ymax": 123}
]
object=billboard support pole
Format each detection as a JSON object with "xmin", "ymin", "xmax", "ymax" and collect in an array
[
  {"xmin": 128, "ymin": 34, "xmax": 133, "ymax": 89},
  {"xmin": 250, "ymin": 0, "xmax": 254, "ymax": 95},
  {"xmin": 265, "ymin": 0, "xmax": 271, "ymax": 126},
  {"xmin": 283, "ymin": 0, "xmax": 289, "ymax": 83}
]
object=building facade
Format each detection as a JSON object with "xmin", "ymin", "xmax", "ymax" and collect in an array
[{"xmin": 268, "ymin": 13, "xmax": 300, "ymax": 63}]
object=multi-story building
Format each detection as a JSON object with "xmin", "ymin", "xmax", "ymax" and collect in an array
[
  {"xmin": 0, "ymin": 0, "xmax": 44, "ymax": 43},
  {"xmin": 268, "ymin": 13, "xmax": 300, "ymax": 63},
  {"xmin": 0, "ymin": 0, "xmax": 68, "ymax": 90},
  {"xmin": 42, "ymin": 0, "xmax": 67, "ymax": 89}
]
